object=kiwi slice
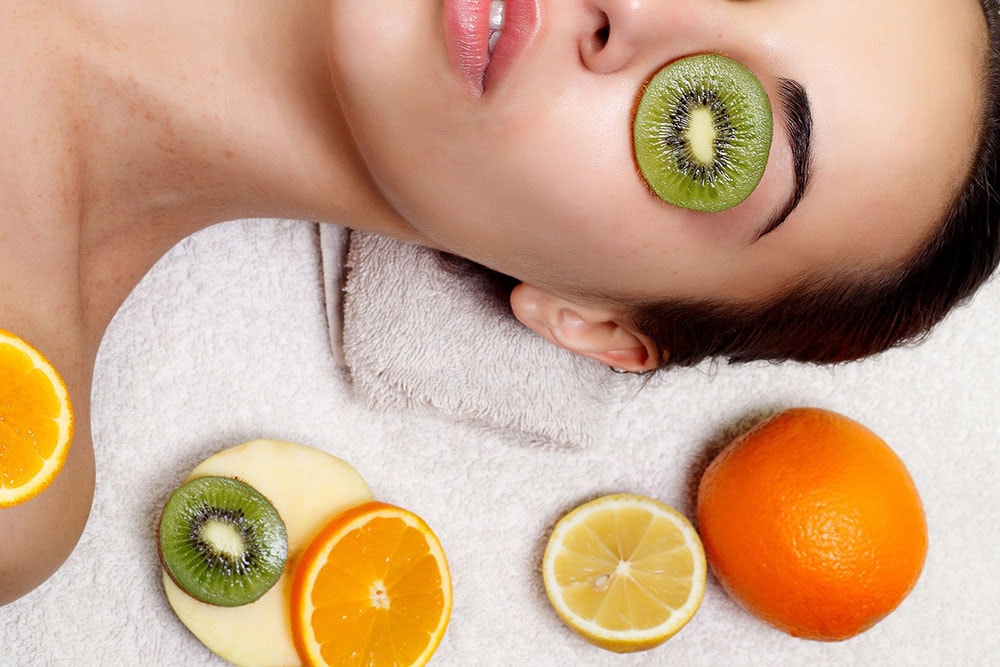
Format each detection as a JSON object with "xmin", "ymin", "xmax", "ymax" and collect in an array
[
  {"xmin": 158, "ymin": 476, "xmax": 288, "ymax": 607},
  {"xmin": 634, "ymin": 54, "xmax": 773, "ymax": 212}
]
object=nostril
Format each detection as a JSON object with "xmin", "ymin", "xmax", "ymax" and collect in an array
[
  {"xmin": 580, "ymin": 11, "xmax": 620, "ymax": 71},
  {"xmin": 580, "ymin": 8, "xmax": 642, "ymax": 75},
  {"xmin": 595, "ymin": 13, "xmax": 610, "ymax": 49}
]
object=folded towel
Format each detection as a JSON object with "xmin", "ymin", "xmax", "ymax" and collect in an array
[{"xmin": 320, "ymin": 225, "xmax": 646, "ymax": 448}]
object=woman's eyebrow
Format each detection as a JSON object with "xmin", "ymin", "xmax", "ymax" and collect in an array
[{"xmin": 755, "ymin": 78, "xmax": 813, "ymax": 240}]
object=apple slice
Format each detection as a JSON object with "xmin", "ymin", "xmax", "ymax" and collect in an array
[{"xmin": 162, "ymin": 439, "xmax": 372, "ymax": 667}]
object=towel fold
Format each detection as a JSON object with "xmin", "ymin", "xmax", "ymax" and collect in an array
[{"xmin": 320, "ymin": 225, "xmax": 645, "ymax": 448}]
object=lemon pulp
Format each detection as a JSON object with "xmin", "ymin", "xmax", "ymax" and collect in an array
[{"xmin": 542, "ymin": 494, "xmax": 706, "ymax": 652}]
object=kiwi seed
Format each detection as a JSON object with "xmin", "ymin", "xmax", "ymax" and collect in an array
[
  {"xmin": 633, "ymin": 54, "xmax": 773, "ymax": 213},
  {"xmin": 158, "ymin": 476, "xmax": 288, "ymax": 607}
]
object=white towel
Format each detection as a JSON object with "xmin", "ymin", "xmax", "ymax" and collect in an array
[
  {"xmin": 323, "ymin": 225, "xmax": 647, "ymax": 448},
  {"xmin": 3, "ymin": 218, "xmax": 998, "ymax": 665}
]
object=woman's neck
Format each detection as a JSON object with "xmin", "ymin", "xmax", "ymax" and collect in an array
[
  {"xmin": 70, "ymin": 0, "xmax": 418, "ymax": 246},
  {"xmin": 3, "ymin": 0, "xmax": 430, "ymax": 347}
]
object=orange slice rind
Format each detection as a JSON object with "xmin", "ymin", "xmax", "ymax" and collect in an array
[{"xmin": 290, "ymin": 501, "xmax": 452, "ymax": 667}]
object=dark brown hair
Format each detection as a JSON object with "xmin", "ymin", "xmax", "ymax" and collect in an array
[{"xmin": 630, "ymin": 0, "xmax": 1000, "ymax": 368}]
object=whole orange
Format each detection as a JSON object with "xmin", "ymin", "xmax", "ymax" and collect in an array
[{"xmin": 696, "ymin": 407, "xmax": 927, "ymax": 641}]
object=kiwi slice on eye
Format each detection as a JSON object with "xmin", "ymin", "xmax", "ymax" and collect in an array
[
  {"xmin": 634, "ymin": 54, "xmax": 773, "ymax": 212},
  {"xmin": 157, "ymin": 476, "xmax": 288, "ymax": 607}
]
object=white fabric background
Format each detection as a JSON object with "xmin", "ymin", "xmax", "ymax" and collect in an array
[{"xmin": 2, "ymin": 218, "xmax": 998, "ymax": 665}]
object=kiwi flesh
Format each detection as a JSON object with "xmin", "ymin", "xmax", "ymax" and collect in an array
[
  {"xmin": 158, "ymin": 476, "xmax": 288, "ymax": 607},
  {"xmin": 634, "ymin": 54, "xmax": 773, "ymax": 213}
]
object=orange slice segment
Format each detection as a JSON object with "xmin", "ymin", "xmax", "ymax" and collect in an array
[
  {"xmin": 290, "ymin": 501, "xmax": 452, "ymax": 667},
  {"xmin": 0, "ymin": 329, "xmax": 74, "ymax": 508}
]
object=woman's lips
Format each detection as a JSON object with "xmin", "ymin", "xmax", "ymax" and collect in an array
[
  {"xmin": 444, "ymin": 0, "xmax": 538, "ymax": 97},
  {"xmin": 443, "ymin": 0, "xmax": 490, "ymax": 96}
]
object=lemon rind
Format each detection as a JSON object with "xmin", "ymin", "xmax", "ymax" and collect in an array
[{"xmin": 542, "ymin": 493, "xmax": 707, "ymax": 652}]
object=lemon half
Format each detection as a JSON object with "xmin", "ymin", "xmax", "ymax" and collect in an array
[{"xmin": 542, "ymin": 493, "xmax": 706, "ymax": 653}]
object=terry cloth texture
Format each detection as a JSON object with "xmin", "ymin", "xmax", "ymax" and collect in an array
[
  {"xmin": 2, "ymin": 218, "xmax": 998, "ymax": 666},
  {"xmin": 324, "ymin": 225, "xmax": 649, "ymax": 449}
]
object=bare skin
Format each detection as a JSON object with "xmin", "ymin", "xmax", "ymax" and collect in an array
[
  {"xmin": 0, "ymin": 0, "xmax": 987, "ymax": 604},
  {"xmin": 0, "ymin": 0, "xmax": 417, "ymax": 605}
]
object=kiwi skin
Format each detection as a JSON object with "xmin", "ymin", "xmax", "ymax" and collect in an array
[
  {"xmin": 634, "ymin": 54, "xmax": 773, "ymax": 213},
  {"xmin": 157, "ymin": 476, "xmax": 288, "ymax": 608}
]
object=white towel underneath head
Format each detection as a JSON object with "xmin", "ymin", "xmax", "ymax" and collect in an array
[{"xmin": 321, "ymin": 225, "xmax": 645, "ymax": 448}]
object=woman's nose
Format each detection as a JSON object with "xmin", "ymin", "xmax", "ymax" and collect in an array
[{"xmin": 580, "ymin": 0, "xmax": 727, "ymax": 75}]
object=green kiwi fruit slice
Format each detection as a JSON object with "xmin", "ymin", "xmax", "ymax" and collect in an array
[
  {"xmin": 158, "ymin": 476, "xmax": 288, "ymax": 607},
  {"xmin": 634, "ymin": 54, "xmax": 773, "ymax": 212}
]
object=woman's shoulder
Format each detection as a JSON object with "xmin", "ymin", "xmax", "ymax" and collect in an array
[
  {"xmin": 0, "ymin": 236, "xmax": 96, "ymax": 607},
  {"xmin": 0, "ymin": 179, "xmax": 96, "ymax": 610}
]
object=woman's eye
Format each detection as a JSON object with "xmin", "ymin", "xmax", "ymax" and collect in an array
[{"xmin": 633, "ymin": 54, "xmax": 773, "ymax": 213}]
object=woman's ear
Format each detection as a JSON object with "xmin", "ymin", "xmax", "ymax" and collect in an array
[{"xmin": 509, "ymin": 283, "xmax": 661, "ymax": 372}]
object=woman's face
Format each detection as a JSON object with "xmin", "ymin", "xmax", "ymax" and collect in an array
[{"xmin": 326, "ymin": 0, "xmax": 987, "ymax": 306}]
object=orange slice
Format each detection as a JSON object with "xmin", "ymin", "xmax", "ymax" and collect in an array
[
  {"xmin": 0, "ymin": 329, "xmax": 74, "ymax": 508},
  {"xmin": 290, "ymin": 501, "xmax": 452, "ymax": 667}
]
